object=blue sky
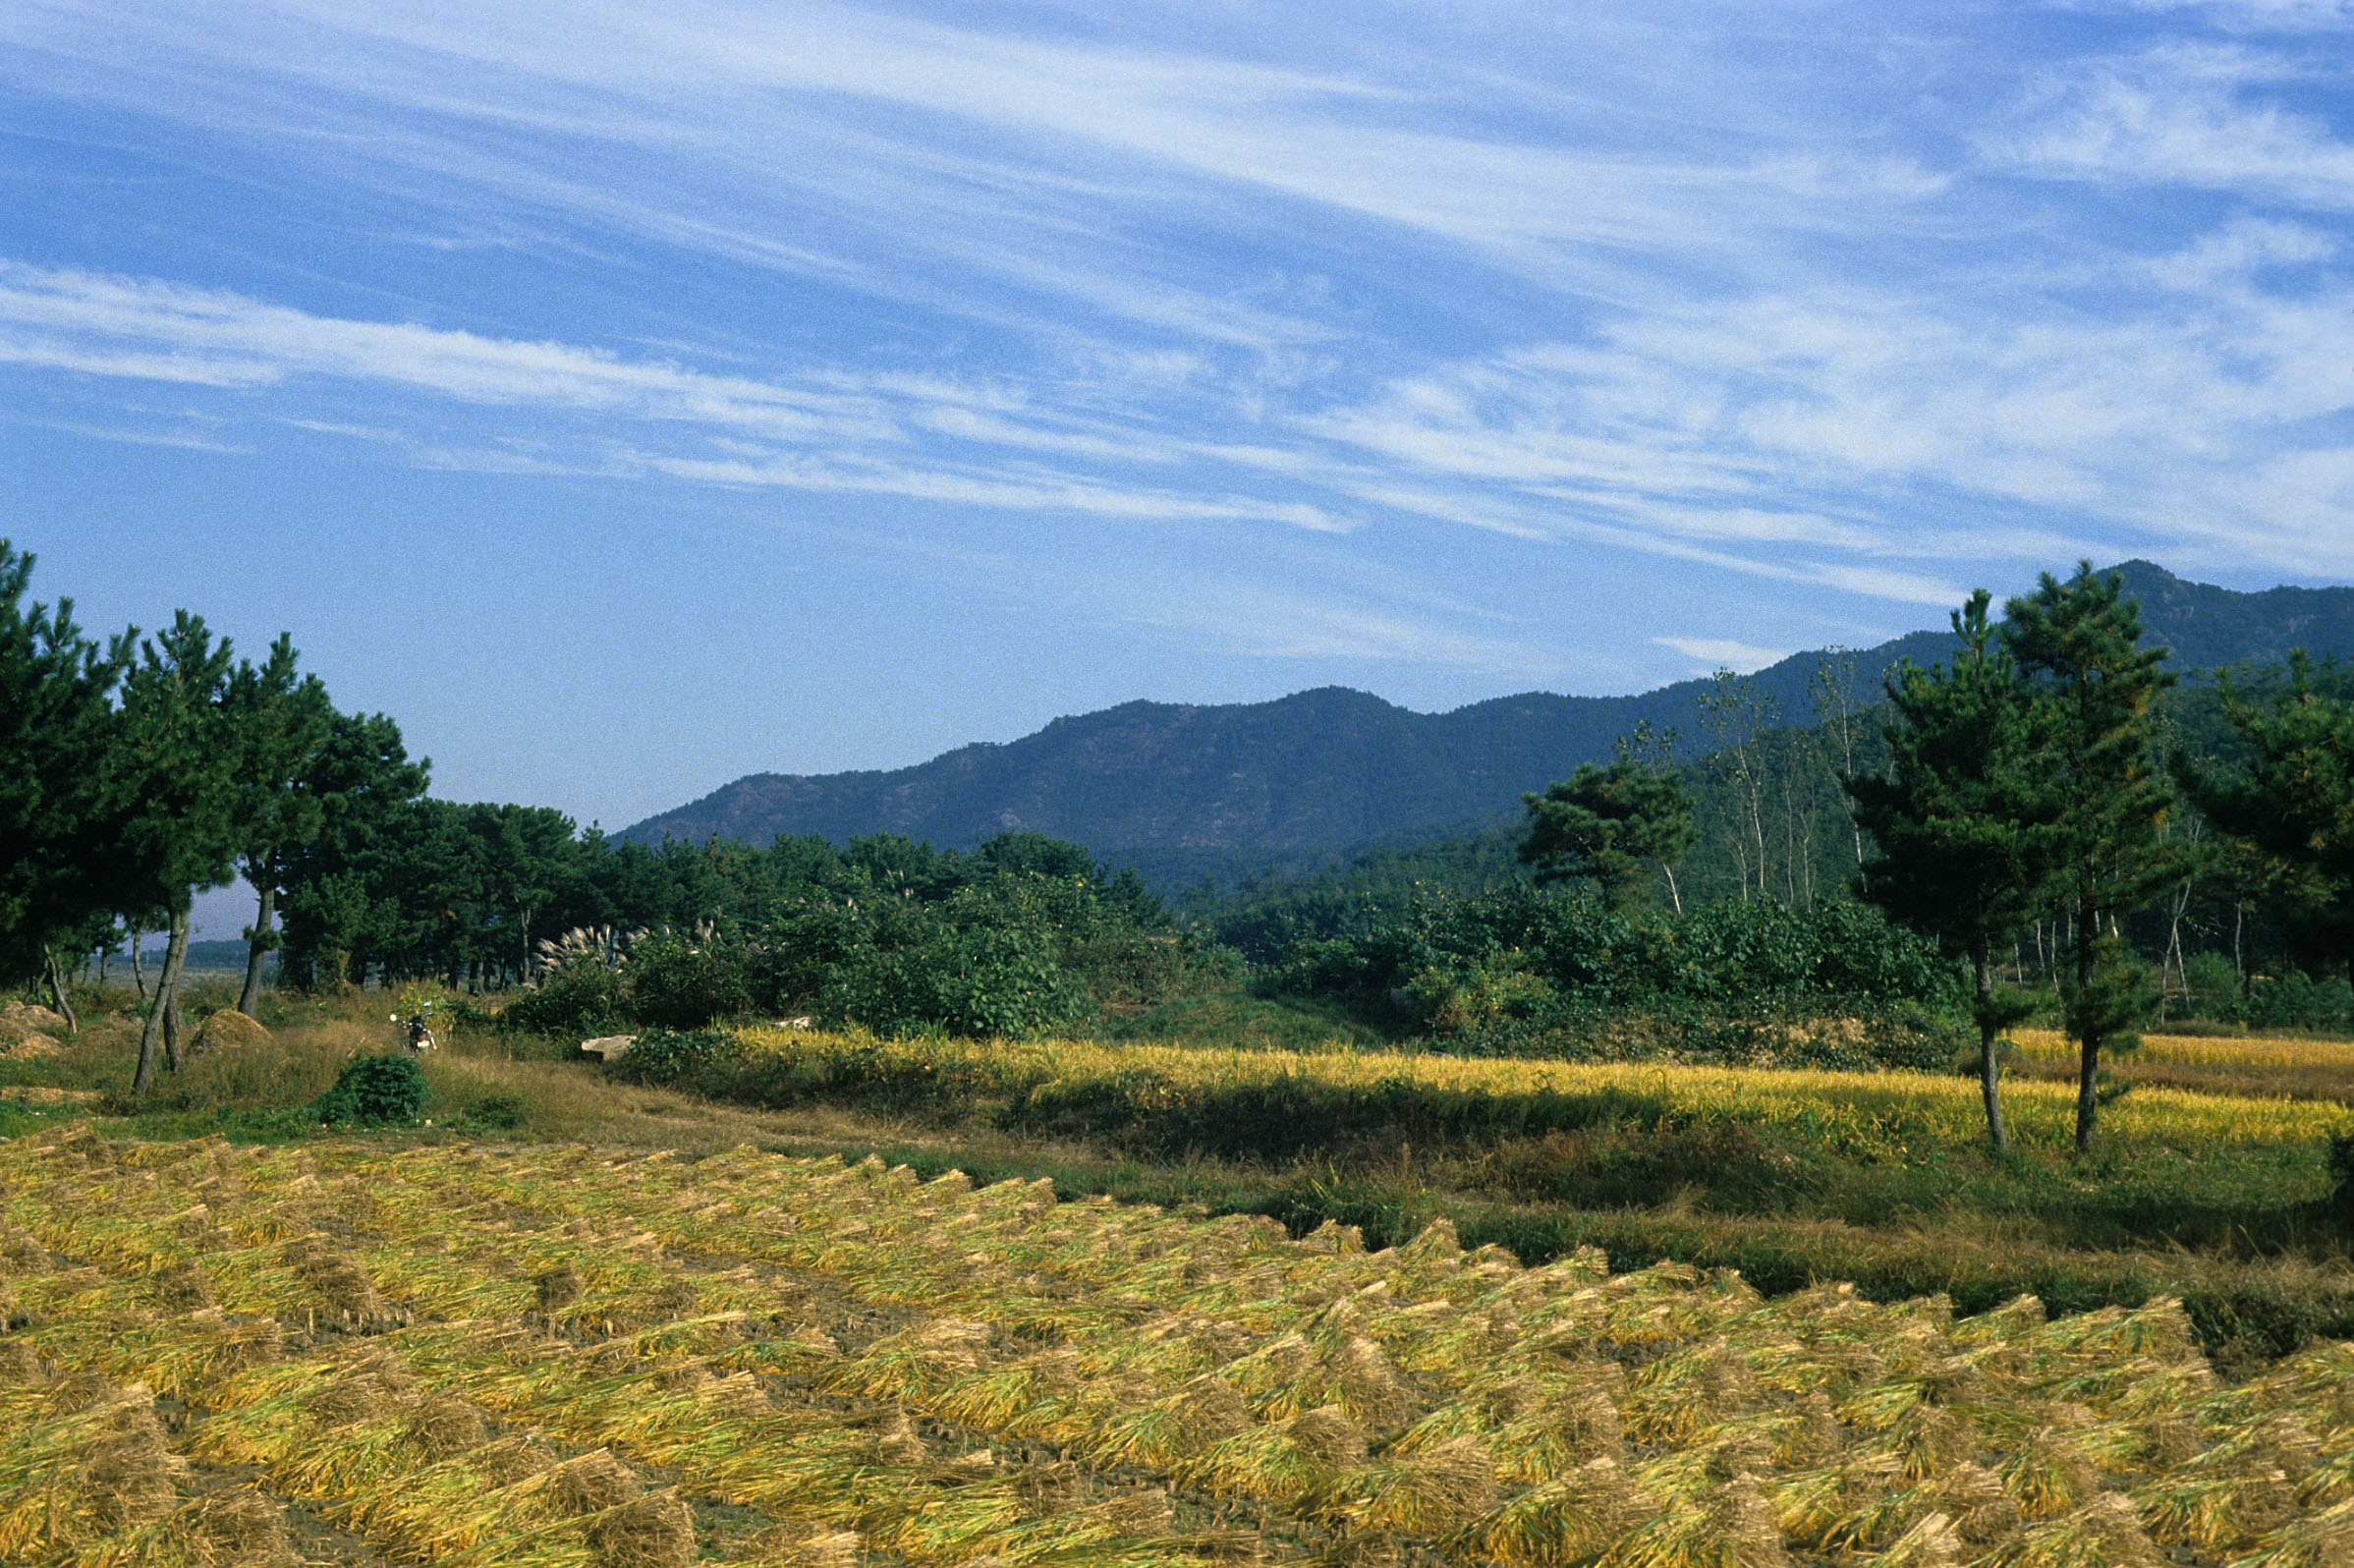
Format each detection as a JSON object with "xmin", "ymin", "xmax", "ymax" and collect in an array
[{"xmin": 9, "ymin": 1, "xmax": 2354, "ymax": 877}]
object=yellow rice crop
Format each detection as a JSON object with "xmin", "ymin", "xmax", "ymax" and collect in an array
[
  {"xmin": 730, "ymin": 1027, "xmax": 2353, "ymax": 1151},
  {"xmin": 2012, "ymin": 1028, "xmax": 2354, "ymax": 1072}
]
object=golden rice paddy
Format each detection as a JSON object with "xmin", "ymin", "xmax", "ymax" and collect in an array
[
  {"xmin": 0, "ymin": 1120, "xmax": 2349, "ymax": 1567},
  {"xmin": 729, "ymin": 1028, "xmax": 2354, "ymax": 1153},
  {"xmin": 2010, "ymin": 1030, "xmax": 2354, "ymax": 1073}
]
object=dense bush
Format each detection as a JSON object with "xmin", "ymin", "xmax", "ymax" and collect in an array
[
  {"xmin": 2243, "ymin": 972, "xmax": 2354, "ymax": 1033},
  {"xmin": 312, "ymin": 1053, "xmax": 428, "ymax": 1127},
  {"xmin": 500, "ymin": 959, "xmax": 628, "ymax": 1037},
  {"xmin": 626, "ymin": 935, "xmax": 753, "ymax": 1029},
  {"xmin": 2169, "ymin": 957, "xmax": 2354, "ymax": 1033},
  {"xmin": 1264, "ymin": 883, "xmax": 1964, "ymax": 1064},
  {"xmin": 823, "ymin": 923, "xmax": 1092, "ymax": 1039},
  {"xmin": 493, "ymin": 842, "xmax": 1205, "ymax": 1041},
  {"xmin": 609, "ymin": 1027, "xmax": 743, "ymax": 1087},
  {"xmin": 1273, "ymin": 885, "xmax": 1956, "ymax": 1010}
]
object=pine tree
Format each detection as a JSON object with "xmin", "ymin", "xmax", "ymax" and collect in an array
[
  {"xmin": 224, "ymin": 635, "xmax": 333, "ymax": 1015},
  {"xmin": 2003, "ymin": 562, "xmax": 2179, "ymax": 1151},
  {"xmin": 2178, "ymin": 651, "xmax": 2354, "ymax": 982},
  {"xmin": 0, "ymin": 540, "xmax": 131, "ymax": 999},
  {"xmin": 276, "ymin": 709, "xmax": 429, "ymax": 990},
  {"xmin": 114, "ymin": 613, "xmax": 242, "ymax": 1092},
  {"xmin": 1847, "ymin": 590, "xmax": 2058, "ymax": 1149},
  {"xmin": 1521, "ymin": 759, "xmax": 1697, "ymax": 912}
]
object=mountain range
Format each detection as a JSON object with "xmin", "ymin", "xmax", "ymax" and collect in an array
[{"xmin": 623, "ymin": 562, "xmax": 2354, "ymax": 865}]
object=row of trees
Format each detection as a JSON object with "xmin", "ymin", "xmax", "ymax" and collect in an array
[
  {"xmin": 2, "ymin": 537, "xmax": 1198, "ymax": 1047},
  {"xmin": 1816, "ymin": 565, "xmax": 2347, "ymax": 1151},
  {"xmin": 281, "ymin": 815, "xmax": 1192, "ymax": 1038},
  {"xmin": 1511, "ymin": 563, "xmax": 2354, "ymax": 1151},
  {"xmin": 0, "ymin": 540, "xmax": 429, "ymax": 1092}
]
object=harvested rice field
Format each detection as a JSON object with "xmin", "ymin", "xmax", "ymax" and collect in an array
[{"xmin": 1, "ymin": 1123, "xmax": 2350, "ymax": 1568}]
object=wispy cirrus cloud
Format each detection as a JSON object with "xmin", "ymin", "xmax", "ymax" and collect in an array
[
  {"xmin": 1114, "ymin": 576, "xmax": 1564, "ymax": 673},
  {"xmin": 0, "ymin": 259, "xmax": 1358, "ymax": 532},
  {"xmin": 8, "ymin": 0, "xmax": 2354, "ymax": 733},
  {"xmin": 1999, "ymin": 45, "xmax": 2354, "ymax": 207},
  {"xmin": 1653, "ymin": 636, "xmax": 1790, "ymax": 674},
  {"xmin": 1304, "ymin": 266, "xmax": 2354, "ymax": 579}
]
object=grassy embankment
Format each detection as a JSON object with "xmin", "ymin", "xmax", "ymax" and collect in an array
[{"xmin": 5, "ymin": 982, "xmax": 2352, "ymax": 1363}]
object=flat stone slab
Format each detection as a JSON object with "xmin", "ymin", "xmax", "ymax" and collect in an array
[{"xmin": 580, "ymin": 1035, "xmax": 637, "ymax": 1060}]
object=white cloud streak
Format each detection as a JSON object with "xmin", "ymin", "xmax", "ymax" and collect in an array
[
  {"xmin": 0, "ymin": 259, "xmax": 1352, "ymax": 533},
  {"xmin": 7, "ymin": 0, "xmax": 2354, "ymax": 685},
  {"xmin": 1653, "ymin": 636, "xmax": 1790, "ymax": 674}
]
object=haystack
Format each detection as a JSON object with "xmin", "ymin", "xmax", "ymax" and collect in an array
[
  {"xmin": 0, "ymin": 1001, "xmax": 65, "ymax": 1058},
  {"xmin": 586, "ymin": 1492, "xmax": 696, "ymax": 1568},
  {"xmin": 190, "ymin": 1009, "xmax": 272, "ymax": 1054},
  {"xmin": 0, "ymin": 1000, "xmax": 67, "ymax": 1036}
]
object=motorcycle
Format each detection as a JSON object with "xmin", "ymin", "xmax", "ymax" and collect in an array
[{"xmin": 391, "ymin": 1005, "xmax": 437, "ymax": 1055}]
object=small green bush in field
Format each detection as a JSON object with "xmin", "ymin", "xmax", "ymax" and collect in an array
[
  {"xmin": 2329, "ymin": 1131, "xmax": 2354, "ymax": 1230},
  {"xmin": 626, "ymin": 937, "xmax": 752, "ymax": 1029},
  {"xmin": 609, "ymin": 1028, "xmax": 741, "ymax": 1087},
  {"xmin": 2181, "ymin": 950, "xmax": 2241, "ymax": 1021},
  {"xmin": 501, "ymin": 962, "xmax": 628, "ymax": 1037},
  {"xmin": 313, "ymin": 1053, "xmax": 428, "ymax": 1127}
]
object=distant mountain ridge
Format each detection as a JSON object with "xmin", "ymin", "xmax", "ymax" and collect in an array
[{"xmin": 623, "ymin": 561, "xmax": 2354, "ymax": 859}]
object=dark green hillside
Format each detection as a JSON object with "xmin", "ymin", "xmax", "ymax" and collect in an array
[
  {"xmin": 625, "ymin": 562, "xmax": 2354, "ymax": 865},
  {"xmin": 630, "ymin": 654, "xmax": 1948, "ymax": 856}
]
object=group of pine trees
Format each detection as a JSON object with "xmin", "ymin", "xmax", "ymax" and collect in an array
[
  {"xmin": 1859, "ymin": 565, "xmax": 2354, "ymax": 1151},
  {"xmin": 1, "ymin": 538, "xmax": 1190, "ymax": 1053},
  {"xmin": 1525, "ymin": 562, "xmax": 2354, "ymax": 1151},
  {"xmin": 1, "ymin": 539, "xmax": 433, "ymax": 1090}
]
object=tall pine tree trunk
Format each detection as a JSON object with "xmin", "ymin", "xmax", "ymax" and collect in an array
[
  {"xmin": 2074, "ymin": 900, "xmax": 2100, "ymax": 1151},
  {"xmin": 130, "ymin": 924, "xmax": 147, "ymax": 1003},
  {"xmin": 42, "ymin": 947, "xmax": 76, "ymax": 1034},
  {"xmin": 133, "ymin": 909, "xmax": 192, "ymax": 1092},
  {"xmin": 239, "ymin": 882, "xmax": 274, "ymax": 1017},
  {"xmin": 162, "ymin": 911, "xmax": 192, "ymax": 1071},
  {"xmin": 1973, "ymin": 944, "xmax": 2008, "ymax": 1152}
]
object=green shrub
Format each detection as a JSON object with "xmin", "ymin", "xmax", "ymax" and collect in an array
[
  {"xmin": 2181, "ymin": 950, "xmax": 2242, "ymax": 1022},
  {"xmin": 1269, "ymin": 884, "xmax": 1962, "ymax": 1020},
  {"xmin": 501, "ymin": 961, "xmax": 627, "ymax": 1037},
  {"xmin": 2245, "ymin": 972, "xmax": 2354, "ymax": 1033},
  {"xmin": 822, "ymin": 924, "xmax": 1092, "ymax": 1039},
  {"xmin": 2328, "ymin": 1131, "xmax": 2354, "ymax": 1231},
  {"xmin": 625, "ymin": 937, "xmax": 752, "ymax": 1029},
  {"xmin": 609, "ymin": 1027, "xmax": 742, "ymax": 1087},
  {"xmin": 312, "ymin": 1053, "xmax": 428, "ymax": 1127}
]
